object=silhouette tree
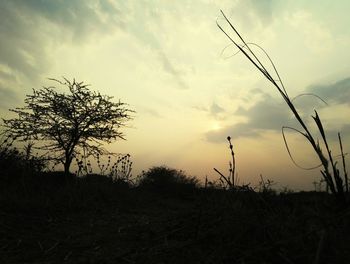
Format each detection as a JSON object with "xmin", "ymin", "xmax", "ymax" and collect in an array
[{"xmin": 2, "ymin": 78, "xmax": 134, "ymax": 176}]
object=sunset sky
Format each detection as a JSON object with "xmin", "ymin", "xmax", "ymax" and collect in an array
[{"xmin": 1, "ymin": 0, "xmax": 349, "ymax": 190}]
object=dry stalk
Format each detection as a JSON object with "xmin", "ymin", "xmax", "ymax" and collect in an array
[{"xmin": 217, "ymin": 10, "xmax": 348, "ymax": 204}]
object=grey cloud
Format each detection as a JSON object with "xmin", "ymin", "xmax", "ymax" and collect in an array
[
  {"xmin": 0, "ymin": 0, "xmax": 190, "ymax": 95},
  {"xmin": 235, "ymin": 94, "xmax": 291, "ymax": 131},
  {"xmin": 119, "ymin": 3, "xmax": 190, "ymax": 90},
  {"xmin": 13, "ymin": 0, "xmax": 125, "ymax": 38},
  {"xmin": 192, "ymin": 101, "xmax": 227, "ymax": 119},
  {"xmin": 0, "ymin": 2, "xmax": 47, "ymax": 79},
  {"xmin": 307, "ymin": 77, "xmax": 350, "ymax": 105},
  {"xmin": 230, "ymin": 0, "xmax": 277, "ymax": 29},
  {"xmin": 291, "ymin": 93, "xmax": 329, "ymax": 116},
  {"xmin": 206, "ymin": 93, "xmax": 294, "ymax": 142},
  {"xmin": 0, "ymin": 0, "xmax": 126, "ymax": 85},
  {"xmin": 250, "ymin": 0, "xmax": 275, "ymax": 24},
  {"xmin": 0, "ymin": 85, "xmax": 18, "ymax": 109},
  {"xmin": 141, "ymin": 107, "xmax": 163, "ymax": 118},
  {"xmin": 0, "ymin": 65, "xmax": 21, "ymax": 108},
  {"xmin": 157, "ymin": 51, "xmax": 189, "ymax": 90},
  {"xmin": 206, "ymin": 76, "xmax": 350, "ymax": 143},
  {"xmin": 288, "ymin": 77, "xmax": 350, "ymax": 131},
  {"xmin": 210, "ymin": 102, "xmax": 225, "ymax": 116},
  {"xmin": 267, "ymin": 77, "xmax": 350, "ymax": 126},
  {"xmin": 192, "ymin": 105, "xmax": 208, "ymax": 112},
  {"xmin": 0, "ymin": 68, "xmax": 18, "ymax": 83},
  {"xmin": 340, "ymin": 124, "xmax": 350, "ymax": 138},
  {"xmin": 0, "ymin": 0, "xmax": 128, "ymax": 108},
  {"xmin": 324, "ymin": 124, "xmax": 350, "ymax": 143}
]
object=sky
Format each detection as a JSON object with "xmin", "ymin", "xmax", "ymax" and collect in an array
[{"xmin": 1, "ymin": 0, "xmax": 350, "ymax": 190}]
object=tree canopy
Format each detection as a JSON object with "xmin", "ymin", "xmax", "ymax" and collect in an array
[{"xmin": 2, "ymin": 78, "xmax": 134, "ymax": 175}]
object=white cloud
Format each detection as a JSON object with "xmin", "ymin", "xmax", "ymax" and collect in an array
[{"xmin": 285, "ymin": 10, "xmax": 333, "ymax": 53}]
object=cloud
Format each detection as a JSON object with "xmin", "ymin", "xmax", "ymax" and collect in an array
[
  {"xmin": 210, "ymin": 102, "xmax": 225, "ymax": 116},
  {"xmin": 123, "ymin": 4, "xmax": 190, "ymax": 90},
  {"xmin": 14, "ymin": 0, "xmax": 125, "ymax": 38},
  {"xmin": 0, "ymin": 64, "xmax": 21, "ymax": 109},
  {"xmin": 206, "ymin": 92, "xmax": 293, "ymax": 142},
  {"xmin": 140, "ymin": 107, "xmax": 163, "ymax": 118},
  {"xmin": 0, "ymin": 0, "xmax": 125, "ymax": 78},
  {"xmin": 0, "ymin": 0, "xmax": 129, "ymax": 110},
  {"xmin": 192, "ymin": 101, "xmax": 227, "ymax": 120},
  {"xmin": 340, "ymin": 124, "xmax": 350, "ymax": 138},
  {"xmin": 206, "ymin": 123, "xmax": 260, "ymax": 143},
  {"xmin": 307, "ymin": 77, "xmax": 350, "ymax": 106},
  {"xmin": 286, "ymin": 10, "xmax": 333, "ymax": 53},
  {"xmin": 157, "ymin": 51, "xmax": 189, "ymax": 90},
  {"xmin": 0, "ymin": 0, "xmax": 196, "ymax": 104},
  {"xmin": 206, "ymin": 76, "xmax": 350, "ymax": 143},
  {"xmin": 0, "ymin": 2, "xmax": 45, "ymax": 79},
  {"xmin": 305, "ymin": 77, "xmax": 350, "ymax": 139},
  {"xmin": 0, "ymin": 85, "xmax": 18, "ymax": 110},
  {"xmin": 246, "ymin": 0, "xmax": 275, "ymax": 25},
  {"xmin": 229, "ymin": 0, "xmax": 276, "ymax": 29}
]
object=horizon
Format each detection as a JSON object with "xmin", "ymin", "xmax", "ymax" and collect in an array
[{"xmin": 1, "ymin": 0, "xmax": 349, "ymax": 191}]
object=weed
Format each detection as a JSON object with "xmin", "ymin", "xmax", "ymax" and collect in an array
[
  {"xmin": 213, "ymin": 136, "xmax": 237, "ymax": 189},
  {"xmin": 217, "ymin": 10, "xmax": 349, "ymax": 205},
  {"xmin": 74, "ymin": 153, "xmax": 134, "ymax": 184},
  {"xmin": 258, "ymin": 174, "xmax": 276, "ymax": 195}
]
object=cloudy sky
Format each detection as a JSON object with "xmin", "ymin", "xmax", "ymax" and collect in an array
[{"xmin": 1, "ymin": 0, "xmax": 350, "ymax": 190}]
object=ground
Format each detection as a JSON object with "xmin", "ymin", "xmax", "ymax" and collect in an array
[{"xmin": 1, "ymin": 176, "xmax": 350, "ymax": 263}]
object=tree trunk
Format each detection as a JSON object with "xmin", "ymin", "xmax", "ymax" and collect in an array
[
  {"xmin": 64, "ymin": 162, "xmax": 70, "ymax": 177},
  {"xmin": 64, "ymin": 154, "xmax": 73, "ymax": 180}
]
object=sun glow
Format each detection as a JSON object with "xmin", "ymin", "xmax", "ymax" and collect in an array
[{"xmin": 210, "ymin": 122, "xmax": 222, "ymax": 131}]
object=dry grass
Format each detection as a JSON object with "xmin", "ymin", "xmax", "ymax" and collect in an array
[{"xmin": 217, "ymin": 10, "xmax": 349, "ymax": 205}]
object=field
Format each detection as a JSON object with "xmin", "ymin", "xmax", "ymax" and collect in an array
[{"xmin": 1, "ymin": 173, "xmax": 350, "ymax": 264}]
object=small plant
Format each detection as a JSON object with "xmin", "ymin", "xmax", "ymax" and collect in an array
[
  {"xmin": 109, "ymin": 154, "xmax": 133, "ymax": 183},
  {"xmin": 217, "ymin": 11, "xmax": 349, "ymax": 204},
  {"xmin": 258, "ymin": 174, "xmax": 276, "ymax": 195},
  {"xmin": 214, "ymin": 136, "xmax": 237, "ymax": 189},
  {"xmin": 75, "ymin": 153, "xmax": 134, "ymax": 184}
]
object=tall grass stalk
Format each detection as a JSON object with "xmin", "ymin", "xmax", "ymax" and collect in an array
[
  {"xmin": 217, "ymin": 10, "xmax": 348, "ymax": 204},
  {"xmin": 214, "ymin": 136, "xmax": 237, "ymax": 189}
]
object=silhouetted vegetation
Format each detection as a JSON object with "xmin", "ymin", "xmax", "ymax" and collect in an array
[
  {"xmin": 2, "ymin": 78, "xmax": 134, "ymax": 176},
  {"xmin": 217, "ymin": 10, "xmax": 349, "ymax": 205},
  {"xmin": 0, "ymin": 135, "xmax": 46, "ymax": 185},
  {"xmin": 1, "ymin": 150, "xmax": 349, "ymax": 263},
  {"xmin": 1, "ymin": 14, "xmax": 349, "ymax": 264},
  {"xmin": 213, "ymin": 136, "xmax": 237, "ymax": 189},
  {"xmin": 138, "ymin": 166, "xmax": 199, "ymax": 196}
]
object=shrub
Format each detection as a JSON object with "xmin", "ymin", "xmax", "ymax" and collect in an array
[
  {"xmin": 0, "ymin": 136, "xmax": 45, "ymax": 185},
  {"xmin": 0, "ymin": 136, "xmax": 24, "ymax": 182},
  {"xmin": 138, "ymin": 166, "xmax": 199, "ymax": 195}
]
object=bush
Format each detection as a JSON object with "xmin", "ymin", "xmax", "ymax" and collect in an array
[
  {"xmin": 138, "ymin": 166, "xmax": 199, "ymax": 195},
  {"xmin": 0, "ymin": 136, "xmax": 46, "ymax": 185},
  {"xmin": 0, "ymin": 139, "xmax": 24, "ymax": 183}
]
